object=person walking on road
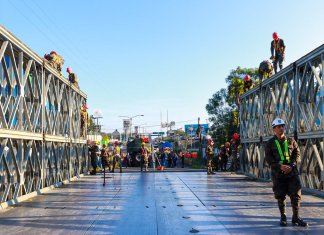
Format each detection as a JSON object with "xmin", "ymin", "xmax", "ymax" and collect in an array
[{"xmin": 265, "ymin": 118, "xmax": 308, "ymax": 227}]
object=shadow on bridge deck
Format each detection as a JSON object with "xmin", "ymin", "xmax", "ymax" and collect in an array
[{"xmin": 0, "ymin": 169, "xmax": 323, "ymax": 235}]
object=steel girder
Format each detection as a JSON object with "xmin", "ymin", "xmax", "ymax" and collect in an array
[
  {"xmin": 0, "ymin": 24, "xmax": 88, "ymax": 204},
  {"xmin": 240, "ymin": 44, "xmax": 324, "ymax": 191}
]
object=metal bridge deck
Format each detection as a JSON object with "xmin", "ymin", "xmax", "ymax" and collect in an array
[{"xmin": 0, "ymin": 170, "xmax": 323, "ymax": 235}]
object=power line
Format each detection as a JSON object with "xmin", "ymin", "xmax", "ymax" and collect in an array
[{"xmin": 7, "ymin": 0, "xmax": 92, "ymax": 80}]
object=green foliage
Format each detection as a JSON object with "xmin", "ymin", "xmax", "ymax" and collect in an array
[
  {"xmin": 206, "ymin": 66, "xmax": 258, "ymax": 147},
  {"xmin": 225, "ymin": 66, "xmax": 258, "ymax": 109},
  {"xmin": 87, "ymin": 116, "xmax": 96, "ymax": 133}
]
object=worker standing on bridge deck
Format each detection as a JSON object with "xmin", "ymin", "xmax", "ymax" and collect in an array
[
  {"xmin": 219, "ymin": 142, "xmax": 230, "ymax": 171},
  {"xmin": 112, "ymin": 141, "xmax": 122, "ymax": 173},
  {"xmin": 89, "ymin": 142, "xmax": 100, "ymax": 175},
  {"xmin": 206, "ymin": 139, "xmax": 215, "ymax": 175},
  {"xmin": 140, "ymin": 142, "xmax": 149, "ymax": 172},
  {"xmin": 265, "ymin": 118, "xmax": 308, "ymax": 227},
  {"xmin": 270, "ymin": 32, "xmax": 285, "ymax": 74}
]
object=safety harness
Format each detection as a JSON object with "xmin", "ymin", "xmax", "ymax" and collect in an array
[{"xmin": 275, "ymin": 139, "xmax": 291, "ymax": 164}]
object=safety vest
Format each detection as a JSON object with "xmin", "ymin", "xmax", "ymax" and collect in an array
[{"xmin": 274, "ymin": 139, "xmax": 291, "ymax": 164}]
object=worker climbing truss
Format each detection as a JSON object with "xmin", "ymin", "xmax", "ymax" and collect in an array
[
  {"xmin": 240, "ymin": 44, "xmax": 324, "ymax": 191},
  {"xmin": 0, "ymin": 24, "xmax": 88, "ymax": 204}
]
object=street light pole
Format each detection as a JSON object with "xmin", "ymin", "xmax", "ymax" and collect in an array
[{"xmin": 119, "ymin": 114, "xmax": 144, "ymax": 138}]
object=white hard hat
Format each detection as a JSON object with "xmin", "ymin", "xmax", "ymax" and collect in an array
[{"xmin": 272, "ymin": 118, "xmax": 285, "ymax": 128}]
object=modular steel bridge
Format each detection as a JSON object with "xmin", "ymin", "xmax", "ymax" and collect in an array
[
  {"xmin": 0, "ymin": 24, "xmax": 88, "ymax": 206},
  {"xmin": 240, "ymin": 44, "xmax": 324, "ymax": 191}
]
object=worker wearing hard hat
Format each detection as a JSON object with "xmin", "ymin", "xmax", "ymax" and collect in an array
[
  {"xmin": 140, "ymin": 142, "xmax": 149, "ymax": 172},
  {"xmin": 265, "ymin": 118, "xmax": 308, "ymax": 227},
  {"xmin": 270, "ymin": 32, "xmax": 285, "ymax": 74},
  {"xmin": 243, "ymin": 75, "xmax": 254, "ymax": 92},
  {"xmin": 89, "ymin": 142, "xmax": 100, "ymax": 175},
  {"xmin": 112, "ymin": 141, "xmax": 122, "ymax": 173},
  {"xmin": 206, "ymin": 139, "xmax": 215, "ymax": 175}
]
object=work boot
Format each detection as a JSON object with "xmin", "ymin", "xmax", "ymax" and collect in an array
[
  {"xmin": 280, "ymin": 214, "xmax": 287, "ymax": 227},
  {"xmin": 292, "ymin": 217, "xmax": 308, "ymax": 227}
]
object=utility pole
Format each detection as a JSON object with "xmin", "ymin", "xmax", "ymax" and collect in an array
[{"xmin": 197, "ymin": 117, "xmax": 203, "ymax": 168}]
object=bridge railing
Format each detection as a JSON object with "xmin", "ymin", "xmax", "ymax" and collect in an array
[
  {"xmin": 0, "ymin": 24, "xmax": 88, "ymax": 204},
  {"xmin": 240, "ymin": 44, "xmax": 324, "ymax": 191}
]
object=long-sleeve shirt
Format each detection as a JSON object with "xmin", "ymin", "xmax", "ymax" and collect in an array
[
  {"xmin": 271, "ymin": 39, "xmax": 285, "ymax": 57},
  {"xmin": 265, "ymin": 135, "xmax": 300, "ymax": 178}
]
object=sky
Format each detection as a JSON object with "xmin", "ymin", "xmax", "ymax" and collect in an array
[{"xmin": 1, "ymin": 0, "xmax": 323, "ymax": 134}]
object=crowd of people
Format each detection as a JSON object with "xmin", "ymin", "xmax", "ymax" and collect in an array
[
  {"xmin": 87, "ymin": 140, "xmax": 189, "ymax": 174},
  {"xmin": 205, "ymin": 133, "xmax": 241, "ymax": 175}
]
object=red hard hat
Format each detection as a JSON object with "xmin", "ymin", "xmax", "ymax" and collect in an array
[
  {"xmin": 272, "ymin": 32, "xmax": 279, "ymax": 40},
  {"xmin": 233, "ymin": 133, "xmax": 239, "ymax": 140},
  {"xmin": 66, "ymin": 67, "xmax": 72, "ymax": 73},
  {"xmin": 82, "ymin": 103, "xmax": 88, "ymax": 109},
  {"xmin": 50, "ymin": 51, "xmax": 57, "ymax": 54},
  {"xmin": 103, "ymin": 144, "xmax": 107, "ymax": 148},
  {"xmin": 114, "ymin": 141, "xmax": 119, "ymax": 145},
  {"xmin": 244, "ymin": 75, "xmax": 250, "ymax": 81}
]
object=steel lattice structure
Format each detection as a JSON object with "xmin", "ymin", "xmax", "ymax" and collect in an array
[
  {"xmin": 0, "ymin": 24, "xmax": 88, "ymax": 204},
  {"xmin": 240, "ymin": 44, "xmax": 324, "ymax": 191}
]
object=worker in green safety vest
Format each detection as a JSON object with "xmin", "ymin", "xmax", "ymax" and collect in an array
[{"xmin": 265, "ymin": 118, "xmax": 308, "ymax": 227}]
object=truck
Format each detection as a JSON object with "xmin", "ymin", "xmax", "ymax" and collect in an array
[{"xmin": 126, "ymin": 137, "xmax": 151, "ymax": 167}]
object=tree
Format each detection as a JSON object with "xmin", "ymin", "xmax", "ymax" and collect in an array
[
  {"xmin": 206, "ymin": 89, "xmax": 234, "ymax": 147},
  {"xmin": 206, "ymin": 66, "xmax": 258, "ymax": 146},
  {"xmin": 87, "ymin": 116, "xmax": 96, "ymax": 134},
  {"xmin": 226, "ymin": 66, "xmax": 258, "ymax": 111}
]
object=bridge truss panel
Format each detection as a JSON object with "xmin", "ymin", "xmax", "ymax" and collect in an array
[
  {"xmin": 240, "ymin": 44, "xmax": 324, "ymax": 191},
  {"xmin": 0, "ymin": 25, "xmax": 89, "ymax": 204}
]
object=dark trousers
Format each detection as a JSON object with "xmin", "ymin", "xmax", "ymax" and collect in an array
[
  {"xmin": 212, "ymin": 157, "xmax": 219, "ymax": 171},
  {"xmin": 272, "ymin": 175, "xmax": 302, "ymax": 218},
  {"xmin": 220, "ymin": 156, "xmax": 228, "ymax": 171},
  {"xmin": 91, "ymin": 157, "xmax": 97, "ymax": 175},
  {"xmin": 112, "ymin": 156, "xmax": 122, "ymax": 173},
  {"xmin": 273, "ymin": 54, "xmax": 284, "ymax": 73}
]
